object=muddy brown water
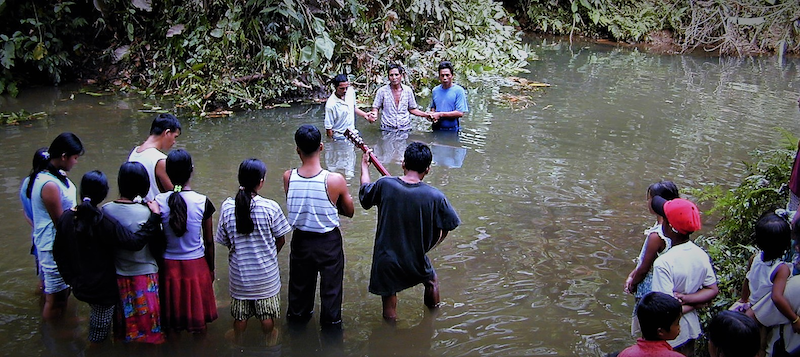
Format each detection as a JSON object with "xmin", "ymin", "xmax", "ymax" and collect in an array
[{"xmin": 1, "ymin": 39, "xmax": 799, "ymax": 356}]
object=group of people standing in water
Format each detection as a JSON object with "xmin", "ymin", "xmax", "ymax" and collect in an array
[
  {"xmin": 19, "ymin": 101, "xmax": 460, "ymax": 346},
  {"xmin": 616, "ymin": 178, "xmax": 800, "ymax": 356}
]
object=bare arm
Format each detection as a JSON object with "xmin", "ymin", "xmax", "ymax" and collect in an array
[
  {"xmin": 409, "ymin": 108, "xmax": 431, "ymax": 119},
  {"xmin": 430, "ymin": 230, "xmax": 450, "ymax": 250},
  {"xmin": 283, "ymin": 170, "xmax": 291, "ymax": 196},
  {"xmin": 202, "ymin": 216, "xmax": 215, "ymax": 275},
  {"xmin": 360, "ymin": 152, "xmax": 372, "ymax": 185},
  {"xmin": 154, "ymin": 159, "xmax": 173, "ymax": 192},
  {"xmin": 625, "ymin": 232, "xmax": 666, "ymax": 293},
  {"xmin": 356, "ymin": 107, "xmax": 375, "ymax": 123},
  {"xmin": 770, "ymin": 265, "xmax": 800, "ymax": 333},
  {"xmin": 429, "ymin": 110, "xmax": 464, "ymax": 122},
  {"xmin": 328, "ymin": 173, "xmax": 354, "ymax": 218},
  {"xmin": 41, "ymin": 182, "xmax": 65, "ymax": 223},
  {"xmin": 677, "ymin": 283, "xmax": 719, "ymax": 306},
  {"xmin": 275, "ymin": 236, "xmax": 286, "ymax": 253}
]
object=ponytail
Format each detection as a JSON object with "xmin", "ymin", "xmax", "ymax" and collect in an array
[
  {"xmin": 74, "ymin": 171, "xmax": 109, "ymax": 241},
  {"xmin": 168, "ymin": 187, "xmax": 188, "ymax": 236},
  {"xmin": 234, "ymin": 158, "xmax": 267, "ymax": 235},
  {"xmin": 165, "ymin": 149, "xmax": 193, "ymax": 237},
  {"xmin": 26, "ymin": 147, "xmax": 51, "ymax": 199},
  {"xmin": 235, "ymin": 187, "xmax": 255, "ymax": 234}
]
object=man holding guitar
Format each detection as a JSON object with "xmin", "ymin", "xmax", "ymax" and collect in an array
[{"xmin": 358, "ymin": 142, "xmax": 460, "ymax": 321}]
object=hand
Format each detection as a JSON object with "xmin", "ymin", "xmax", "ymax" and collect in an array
[
  {"xmin": 366, "ymin": 112, "xmax": 377, "ymax": 123},
  {"xmin": 673, "ymin": 292, "xmax": 685, "ymax": 304},
  {"xmin": 623, "ymin": 277, "xmax": 634, "ymax": 294},
  {"xmin": 146, "ymin": 200, "xmax": 161, "ymax": 214},
  {"xmin": 429, "ymin": 112, "xmax": 440, "ymax": 123},
  {"xmin": 793, "ymin": 319, "xmax": 800, "ymax": 334},
  {"xmin": 362, "ymin": 151, "xmax": 372, "ymax": 166}
]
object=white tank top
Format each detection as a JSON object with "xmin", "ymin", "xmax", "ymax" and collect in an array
[
  {"xmin": 286, "ymin": 169, "xmax": 339, "ymax": 233},
  {"xmin": 128, "ymin": 146, "xmax": 167, "ymax": 201}
]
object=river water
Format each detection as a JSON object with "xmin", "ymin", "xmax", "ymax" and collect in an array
[{"xmin": 1, "ymin": 38, "xmax": 799, "ymax": 356}]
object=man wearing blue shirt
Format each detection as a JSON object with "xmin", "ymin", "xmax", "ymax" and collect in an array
[{"xmin": 427, "ymin": 61, "xmax": 468, "ymax": 131}]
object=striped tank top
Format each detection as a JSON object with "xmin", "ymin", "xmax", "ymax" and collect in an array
[{"xmin": 286, "ymin": 169, "xmax": 339, "ymax": 233}]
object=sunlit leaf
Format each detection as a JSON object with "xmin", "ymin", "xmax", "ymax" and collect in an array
[
  {"xmin": 166, "ymin": 24, "xmax": 184, "ymax": 38},
  {"xmin": 32, "ymin": 42, "xmax": 46, "ymax": 60},
  {"xmin": 210, "ymin": 28, "xmax": 224, "ymax": 38},
  {"xmin": 131, "ymin": 0, "xmax": 152, "ymax": 12}
]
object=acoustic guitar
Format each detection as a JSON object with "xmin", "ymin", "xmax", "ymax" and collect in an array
[{"xmin": 343, "ymin": 129, "xmax": 390, "ymax": 176}]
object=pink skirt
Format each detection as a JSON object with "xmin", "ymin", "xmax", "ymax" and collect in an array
[
  {"xmin": 161, "ymin": 258, "xmax": 218, "ymax": 332},
  {"xmin": 115, "ymin": 273, "xmax": 165, "ymax": 344}
]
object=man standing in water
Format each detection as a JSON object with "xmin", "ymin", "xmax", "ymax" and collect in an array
[
  {"xmin": 324, "ymin": 74, "xmax": 374, "ymax": 140},
  {"xmin": 359, "ymin": 142, "xmax": 460, "ymax": 320},
  {"xmin": 284, "ymin": 125, "xmax": 354, "ymax": 328},
  {"xmin": 427, "ymin": 61, "xmax": 468, "ymax": 131},
  {"xmin": 128, "ymin": 113, "xmax": 181, "ymax": 201},
  {"xmin": 370, "ymin": 64, "xmax": 431, "ymax": 131}
]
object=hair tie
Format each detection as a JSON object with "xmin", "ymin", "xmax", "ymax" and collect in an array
[
  {"xmin": 173, "ymin": 185, "xmax": 182, "ymax": 193},
  {"xmin": 776, "ymin": 209, "xmax": 793, "ymax": 223},
  {"xmin": 42, "ymin": 151, "xmax": 50, "ymax": 160},
  {"xmin": 238, "ymin": 186, "xmax": 245, "ymax": 190},
  {"xmin": 82, "ymin": 197, "xmax": 91, "ymax": 203},
  {"xmin": 132, "ymin": 195, "xmax": 143, "ymax": 204}
]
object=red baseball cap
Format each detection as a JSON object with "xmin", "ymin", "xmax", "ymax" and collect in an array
[{"xmin": 651, "ymin": 196, "xmax": 701, "ymax": 235}]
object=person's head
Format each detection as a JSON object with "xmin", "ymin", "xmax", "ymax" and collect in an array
[
  {"xmin": 387, "ymin": 63, "xmax": 404, "ymax": 86},
  {"xmin": 75, "ymin": 170, "xmax": 109, "ymax": 237},
  {"xmin": 48, "ymin": 132, "xmax": 85, "ymax": 172},
  {"xmin": 295, "ymin": 125, "xmax": 322, "ymax": 156},
  {"xmin": 707, "ymin": 311, "xmax": 760, "ymax": 357},
  {"xmin": 332, "ymin": 74, "xmax": 349, "ymax": 99},
  {"xmin": 647, "ymin": 180, "xmax": 679, "ymax": 214},
  {"xmin": 235, "ymin": 158, "xmax": 267, "ymax": 235},
  {"xmin": 27, "ymin": 133, "xmax": 84, "ymax": 198},
  {"xmin": 651, "ymin": 196, "xmax": 701, "ymax": 238},
  {"xmin": 438, "ymin": 61, "xmax": 454, "ymax": 87},
  {"xmin": 117, "ymin": 162, "xmax": 150, "ymax": 201},
  {"xmin": 403, "ymin": 142, "xmax": 432, "ymax": 174},
  {"xmin": 80, "ymin": 170, "xmax": 110, "ymax": 206},
  {"xmin": 754, "ymin": 210, "xmax": 791, "ymax": 261},
  {"xmin": 166, "ymin": 149, "xmax": 193, "ymax": 186},
  {"xmin": 636, "ymin": 292, "xmax": 682, "ymax": 341},
  {"xmin": 166, "ymin": 149, "xmax": 193, "ymax": 237},
  {"xmin": 149, "ymin": 113, "xmax": 181, "ymax": 149}
]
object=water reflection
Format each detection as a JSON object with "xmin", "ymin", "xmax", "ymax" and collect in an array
[
  {"xmin": 1, "ymin": 37, "xmax": 800, "ymax": 355},
  {"xmin": 324, "ymin": 139, "xmax": 356, "ymax": 180}
]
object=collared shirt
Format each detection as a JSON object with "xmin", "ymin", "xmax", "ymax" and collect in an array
[
  {"xmin": 324, "ymin": 87, "xmax": 356, "ymax": 139},
  {"xmin": 372, "ymin": 84, "xmax": 419, "ymax": 131}
]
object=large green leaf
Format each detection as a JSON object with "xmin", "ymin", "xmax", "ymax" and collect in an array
[
  {"xmin": 1, "ymin": 41, "xmax": 16, "ymax": 69},
  {"xmin": 315, "ymin": 35, "xmax": 335, "ymax": 60}
]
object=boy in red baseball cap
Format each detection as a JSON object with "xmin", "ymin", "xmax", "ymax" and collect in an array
[{"xmin": 649, "ymin": 196, "xmax": 718, "ymax": 356}]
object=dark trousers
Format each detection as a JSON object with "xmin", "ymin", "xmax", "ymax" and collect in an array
[{"xmin": 287, "ymin": 228, "xmax": 344, "ymax": 325}]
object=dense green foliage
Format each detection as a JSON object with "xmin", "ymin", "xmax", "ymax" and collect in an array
[
  {"xmin": 0, "ymin": 0, "xmax": 530, "ymax": 113},
  {"xmin": 507, "ymin": 0, "xmax": 800, "ymax": 55},
  {"xmin": 687, "ymin": 130, "xmax": 797, "ymax": 353}
]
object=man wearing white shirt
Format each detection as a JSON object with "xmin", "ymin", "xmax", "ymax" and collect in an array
[{"xmin": 324, "ymin": 74, "xmax": 373, "ymax": 140}]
